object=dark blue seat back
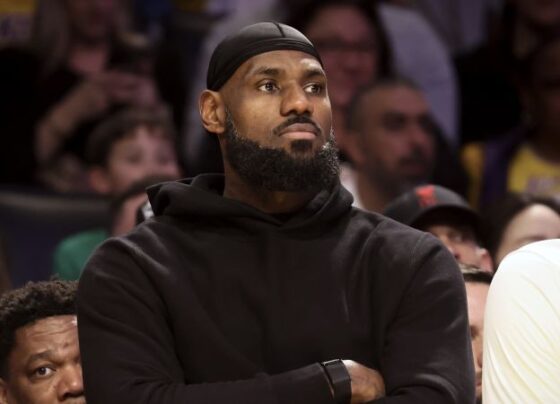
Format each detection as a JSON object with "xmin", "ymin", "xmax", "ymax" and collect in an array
[{"xmin": 0, "ymin": 187, "xmax": 109, "ymax": 286}]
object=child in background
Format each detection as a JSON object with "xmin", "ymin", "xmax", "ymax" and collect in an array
[
  {"xmin": 86, "ymin": 107, "xmax": 181, "ymax": 195},
  {"xmin": 52, "ymin": 108, "xmax": 181, "ymax": 280}
]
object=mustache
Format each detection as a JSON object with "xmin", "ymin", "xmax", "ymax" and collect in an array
[{"xmin": 272, "ymin": 115, "xmax": 322, "ymax": 137}]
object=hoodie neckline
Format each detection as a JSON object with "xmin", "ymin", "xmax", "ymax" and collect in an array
[{"xmin": 147, "ymin": 174, "xmax": 353, "ymax": 232}]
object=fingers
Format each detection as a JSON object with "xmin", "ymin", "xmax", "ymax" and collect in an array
[{"xmin": 343, "ymin": 360, "xmax": 385, "ymax": 403}]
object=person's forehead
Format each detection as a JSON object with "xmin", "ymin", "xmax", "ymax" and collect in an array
[
  {"xmin": 117, "ymin": 126, "xmax": 172, "ymax": 146},
  {"xmin": 15, "ymin": 315, "xmax": 78, "ymax": 349},
  {"xmin": 425, "ymin": 221, "xmax": 475, "ymax": 236},
  {"xmin": 505, "ymin": 204, "xmax": 560, "ymax": 237},
  {"xmin": 306, "ymin": 4, "xmax": 374, "ymax": 39},
  {"xmin": 229, "ymin": 50, "xmax": 325, "ymax": 83},
  {"xmin": 371, "ymin": 86, "xmax": 428, "ymax": 112}
]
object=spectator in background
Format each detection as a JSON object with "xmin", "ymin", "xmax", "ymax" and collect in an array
[
  {"xmin": 384, "ymin": 184, "xmax": 494, "ymax": 272},
  {"xmin": 395, "ymin": 0, "xmax": 504, "ymax": 56},
  {"xmin": 375, "ymin": 1, "xmax": 459, "ymax": 147},
  {"xmin": 290, "ymin": 0, "xmax": 459, "ymax": 149},
  {"xmin": 52, "ymin": 107, "xmax": 181, "ymax": 280},
  {"xmin": 481, "ymin": 192, "xmax": 560, "ymax": 267},
  {"xmin": 462, "ymin": 36, "xmax": 560, "ymax": 207},
  {"xmin": 342, "ymin": 77, "xmax": 435, "ymax": 211},
  {"xmin": 0, "ymin": 0, "xmax": 185, "ymax": 192},
  {"xmin": 483, "ymin": 239, "xmax": 560, "ymax": 402},
  {"xmin": 53, "ymin": 175, "xmax": 169, "ymax": 281},
  {"xmin": 456, "ymin": 0, "xmax": 560, "ymax": 145},
  {"xmin": 0, "ymin": 280, "xmax": 83, "ymax": 403},
  {"xmin": 342, "ymin": 77, "xmax": 466, "ymax": 212},
  {"xmin": 85, "ymin": 108, "xmax": 181, "ymax": 195},
  {"xmin": 288, "ymin": 0, "xmax": 391, "ymax": 156},
  {"xmin": 459, "ymin": 264, "xmax": 493, "ymax": 404}
]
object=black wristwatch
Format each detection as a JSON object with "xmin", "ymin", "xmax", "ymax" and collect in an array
[{"xmin": 320, "ymin": 359, "xmax": 351, "ymax": 404}]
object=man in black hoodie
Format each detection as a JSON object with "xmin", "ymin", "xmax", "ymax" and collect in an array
[{"xmin": 77, "ymin": 22, "xmax": 474, "ymax": 404}]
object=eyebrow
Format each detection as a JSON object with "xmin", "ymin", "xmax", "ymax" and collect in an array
[
  {"xmin": 244, "ymin": 66, "xmax": 326, "ymax": 81},
  {"xmin": 302, "ymin": 67, "xmax": 326, "ymax": 80},
  {"xmin": 25, "ymin": 350, "xmax": 54, "ymax": 367},
  {"xmin": 245, "ymin": 66, "xmax": 281, "ymax": 79}
]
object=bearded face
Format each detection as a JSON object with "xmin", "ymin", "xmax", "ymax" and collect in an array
[{"xmin": 224, "ymin": 111, "xmax": 340, "ymax": 193}]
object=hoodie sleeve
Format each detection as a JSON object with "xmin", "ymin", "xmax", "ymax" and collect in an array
[
  {"xmin": 374, "ymin": 234, "xmax": 475, "ymax": 403},
  {"xmin": 77, "ymin": 237, "xmax": 335, "ymax": 404}
]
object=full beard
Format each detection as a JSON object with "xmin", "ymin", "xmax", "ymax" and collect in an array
[{"xmin": 223, "ymin": 112, "xmax": 340, "ymax": 193}]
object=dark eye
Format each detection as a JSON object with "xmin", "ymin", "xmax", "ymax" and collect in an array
[
  {"xmin": 305, "ymin": 83, "xmax": 324, "ymax": 94},
  {"xmin": 33, "ymin": 366, "xmax": 54, "ymax": 378},
  {"xmin": 258, "ymin": 81, "xmax": 278, "ymax": 93}
]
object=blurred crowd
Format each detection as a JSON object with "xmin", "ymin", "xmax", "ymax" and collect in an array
[{"xmin": 0, "ymin": 0, "xmax": 560, "ymax": 402}]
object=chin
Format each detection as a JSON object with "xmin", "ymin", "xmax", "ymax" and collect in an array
[{"xmin": 288, "ymin": 139, "xmax": 316, "ymax": 155}]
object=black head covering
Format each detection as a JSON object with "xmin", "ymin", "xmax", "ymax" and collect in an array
[{"xmin": 206, "ymin": 22, "xmax": 323, "ymax": 91}]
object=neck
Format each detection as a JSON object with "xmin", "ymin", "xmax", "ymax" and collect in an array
[
  {"xmin": 67, "ymin": 40, "xmax": 110, "ymax": 75},
  {"xmin": 223, "ymin": 163, "xmax": 315, "ymax": 214},
  {"xmin": 355, "ymin": 170, "xmax": 396, "ymax": 213}
]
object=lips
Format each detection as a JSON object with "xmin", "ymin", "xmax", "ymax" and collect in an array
[{"xmin": 278, "ymin": 123, "xmax": 319, "ymax": 140}]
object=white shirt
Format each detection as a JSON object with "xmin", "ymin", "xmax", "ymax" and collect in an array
[
  {"xmin": 339, "ymin": 163, "xmax": 363, "ymax": 210},
  {"xmin": 483, "ymin": 239, "xmax": 560, "ymax": 404}
]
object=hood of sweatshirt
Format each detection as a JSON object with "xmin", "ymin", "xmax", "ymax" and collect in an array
[{"xmin": 147, "ymin": 174, "xmax": 353, "ymax": 232}]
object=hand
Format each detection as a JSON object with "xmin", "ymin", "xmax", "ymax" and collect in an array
[
  {"xmin": 104, "ymin": 70, "xmax": 160, "ymax": 107},
  {"xmin": 35, "ymin": 75, "xmax": 112, "ymax": 163},
  {"xmin": 343, "ymin": 360, "xmax": 385, "ymax": 403},
  {"xmin": 56, "ymin": 73, "xmax": 113, "ymax": 126}
]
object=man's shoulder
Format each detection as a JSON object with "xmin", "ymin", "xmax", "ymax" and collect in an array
[
  {"xmin": 348, "ymin": 207, "xmax": 442, "ymax": 261},
  {"xmin": 349, "ymin": 207, "xmax": 431, "ymax": 241}
]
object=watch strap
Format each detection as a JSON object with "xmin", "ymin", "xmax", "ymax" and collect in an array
[{"xmin": 321, "ymin": 359, "xmax": 351, "ymax": 404}]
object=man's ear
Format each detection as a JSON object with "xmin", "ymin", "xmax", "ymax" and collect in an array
[
  {"xmin": 477, "ymin": 248, "xmax": 494, "ymax": 273},
  {"xmin": 88, "ymin": 166, "xmax": 112, "ymax": 195},
  {"xmin": 0, "ymin": 377, "xmax": 9, "ymax": 404},
  {"xmin": 200, "ymin": 90, "xmax": 226, "ymax": 135}
]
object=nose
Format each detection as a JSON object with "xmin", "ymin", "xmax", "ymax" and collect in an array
[
  {"xmin": 57, "ymin": 365, "xmax": 84, "ymax": 400},
  {"xmin": 280, "ymin": 84, "xmax": 313, "ymax": 116}
]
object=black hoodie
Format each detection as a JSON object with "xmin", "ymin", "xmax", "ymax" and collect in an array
[{"xmin": 77, "ymin": 174, "xmax": 474, "ymax": 403}]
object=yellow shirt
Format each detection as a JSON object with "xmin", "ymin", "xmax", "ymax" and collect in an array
[{"xmin": 507, "ymin": 144, "xmax": 560, "ymax": 198}]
